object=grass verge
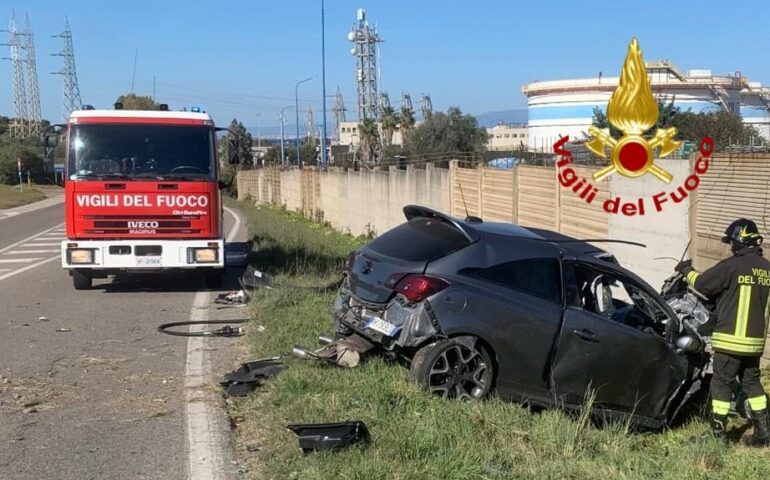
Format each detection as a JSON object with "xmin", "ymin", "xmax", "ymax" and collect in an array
[
  {"xmin": 230, "ymin": 201, "xmax": 770, "ymax": 479},
  {"xmin": 0, "ymin": 184, "xmax": 45, "ymax": 209}
]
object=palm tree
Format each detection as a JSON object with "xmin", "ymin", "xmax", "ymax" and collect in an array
[
  {"xmin": 400, "ymin": 104, "xmax": 415, "ymax": 137},
  {"xmin": 380, "ymin": 106, "xmax": 399, "ymax": 147},
  {"xmin": 358, "ymin": 118, "xmax": 380, "ymax": 164}
]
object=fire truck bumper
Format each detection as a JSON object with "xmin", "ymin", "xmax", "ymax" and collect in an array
[{"xmin": 61, "ymin": 239, "xmax": 225, "ymax": 270}]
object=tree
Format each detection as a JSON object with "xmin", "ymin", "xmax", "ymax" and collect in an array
[
  {"xmin": 590, "ymin": 106, "xmax": 622, "ymax": 138},
  {"xmin": 381, "ymin": 105, "xmax": 399, "ymax": 147},
  {"xmin": 591, "ymin": 98, "xmax": 765, "ymax": 149},
  {"xmin": 400, "ymin": 103, "xmax": 415, "ymax": 137},
  {"xmin": 0, "ymin": 139, "xmax": 45, "ymax": 184},
  {"xmin": 402, "ymin": 106, "xmax": 488, "ymax": 156},
  {"xmin": 358, "ymin": 118, "xmax": 380, "ymax": 163},
  {"xmin": 222, "ymin": 119, "xmax": 254, "ymax": 166},
  {"xmin": 675, "ymin": 110, "xmax": 765, "ymax": 148},
  {"xmin": 115, "ymin": 93, "xmax": 160, "ymax": 110}
]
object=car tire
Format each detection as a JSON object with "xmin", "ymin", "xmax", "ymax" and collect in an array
[
  {"xmin": 409, "ymin": 338, "xmax": 495, "ymax": 400},
  {"xmin": 72, "ymin": 269, "xmax": 92, "ymax": 290},
  {"xmin": 204, "ymin": 269, "xmax": 225, "ymax": 289}
]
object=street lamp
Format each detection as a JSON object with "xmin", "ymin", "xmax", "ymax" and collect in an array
[
  {"xmin": 295, "ymin": 76, "xmax": 315, "ymax": 168},
  {"xmin": 320, "ymin": 0, "xmax": 329, "ymax": 170},
  {"xmin": 279, "ymin": 105, "xmax": 294, "ymax": 167}
]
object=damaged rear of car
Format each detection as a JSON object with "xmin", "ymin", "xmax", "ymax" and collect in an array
[{"xmin": 332, "ymin": 205, "xmax": 710, "ymax": 428}]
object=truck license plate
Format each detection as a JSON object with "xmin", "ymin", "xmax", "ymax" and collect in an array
[
  {"xmin": 136, "ymin": 256, "xmax": 161, "ymax": 267},
  {"xmin": 364, "ymin": 316, "xmax": 400, "ymax": 337}
]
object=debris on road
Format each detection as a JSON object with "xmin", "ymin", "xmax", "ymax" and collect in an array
[
  {"xmin": 38, "ymin": 316, "xmax": 49, "ymax": 322},
  {"xmin": 55, "ymin": 328, "xmax": 71, "ymax": 333},
  {"xmin": 287, "ymin": 421, "xmax": 370, "ymax": 453}
]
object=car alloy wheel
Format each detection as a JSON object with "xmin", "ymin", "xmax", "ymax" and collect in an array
[{"xmin": 411, "ymin": 339, "xmax": 493, "ymax": 400}]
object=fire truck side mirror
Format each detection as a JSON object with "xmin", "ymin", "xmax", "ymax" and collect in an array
[{"xmin": 227, "ymin": 139, "xmax": 240, "ymax": 165}]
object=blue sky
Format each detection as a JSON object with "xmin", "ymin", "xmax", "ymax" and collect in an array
[{"xmin": 3, "ymin": 0, "xmax": 770, "ymax": 128}]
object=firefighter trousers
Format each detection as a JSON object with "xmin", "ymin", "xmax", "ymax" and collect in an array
[{"xmin": 711, "ymin": 351, "xmax": 767, "ymax": 415}]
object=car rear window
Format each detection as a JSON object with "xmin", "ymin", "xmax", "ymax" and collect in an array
[
  {"xmin": 474, "ymin": 258, "xmax": 562, "ymax": 304},
  {"xmin": 368, "ymin": 217, "xmax": 470, "ymax": 262}
]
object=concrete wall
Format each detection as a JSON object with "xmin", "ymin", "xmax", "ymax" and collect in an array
[
  {"xmin": 319, "ymin": 165, "xmax": 450, "ymax": 236},
  {"xmin": 604, "ymin": 159, "xmax": 691, "ymax": 290},
  {"xmin": 238, "ymin": 154, "xmax": 770, "ymax": 293},
  {"xmin": 238, "ymin": 165, "xmax": 450, "ymax": 238}
]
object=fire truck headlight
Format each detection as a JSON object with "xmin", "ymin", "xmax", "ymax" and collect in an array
[
  {"xmin": 68, "ymin": 248, "xmax": 95, "ymax": 264},
  {"xmin": 188, "ymin": 247, "xmax": 218, "ymax": 264}
]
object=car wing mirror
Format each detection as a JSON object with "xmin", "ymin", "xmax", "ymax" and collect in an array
[
  {"xmin": 675, "ymin": 335, "xmax": 702, "ymax": 353},
  {"xmin": 228, "ymin": 139, "xmax": 240, "ymax": 165}
]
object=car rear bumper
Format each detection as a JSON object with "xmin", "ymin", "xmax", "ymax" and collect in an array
[
  {"xmin": 61, "ymin": 239, "xmax": 225, "ymax": 270},
  {"xmin": 332, "ymin": 281, "xmax": 441, "ymax": 349}
]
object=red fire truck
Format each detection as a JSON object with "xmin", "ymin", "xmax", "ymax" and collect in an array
[{"xmin": 60, "ymin": 105, "xmax": 237, "ymax": 290}]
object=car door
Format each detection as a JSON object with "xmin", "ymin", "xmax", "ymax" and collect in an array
[
  {"xmin": 550, "ymin": 261, "xmax": 688, "ymax": 421},
  {"xmin": 448, "ymin": 257, "xmax": 565, "ymax": 402}
]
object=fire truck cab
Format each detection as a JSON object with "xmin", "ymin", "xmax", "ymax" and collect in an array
[{"xmin": 60, "ymin": 107, "xmax": 235, "ymax": 290}]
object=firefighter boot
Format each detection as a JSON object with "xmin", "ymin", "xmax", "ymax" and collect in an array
[
  {"xmin": 710, "ymin": 414, "xmax": 728, "ymax": 441},
  {"xmin": 744, "ymin": 409, "xmax": 770, "ymax": 447}
]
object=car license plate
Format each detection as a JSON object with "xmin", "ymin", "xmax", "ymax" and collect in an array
[
  {"xmin": 136, "ymin": 256, "xmax": 161, "ymax": 267},
  {"xmin": 364, "ymin": 315, "xmax": 400, "ymax": 337}
]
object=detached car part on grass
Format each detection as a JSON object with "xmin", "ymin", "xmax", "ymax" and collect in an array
[{"xmin": 331, "ymin": 205, "xmax": 712, "ymax": 429}]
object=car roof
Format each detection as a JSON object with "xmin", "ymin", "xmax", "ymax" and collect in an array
[{"xmin": 402, "ymin": 204, "xmax": 615, "ymax": 264}]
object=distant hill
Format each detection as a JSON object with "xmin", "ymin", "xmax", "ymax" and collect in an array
[{"xmin": 474, "ymin": 109, "xmax": 528, "ymax": 128}]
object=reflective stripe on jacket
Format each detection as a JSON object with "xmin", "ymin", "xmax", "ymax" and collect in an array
[{"xmin": 686, "ymin": 247, "xmax": 770, "ymax": 356}]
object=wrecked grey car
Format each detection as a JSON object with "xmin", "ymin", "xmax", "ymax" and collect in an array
[{"xmin": 332, "ymin": 205, "xmax": 711, "ymax": 429}]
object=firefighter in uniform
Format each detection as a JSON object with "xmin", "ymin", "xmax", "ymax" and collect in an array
[{"xmin": 677, "ymin": 218, "xmax": 770, "ymax": 446}]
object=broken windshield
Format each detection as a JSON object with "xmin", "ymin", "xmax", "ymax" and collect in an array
[{"xmin": 67, "ymin": 124, "xmax": 216, "ymax": 181}]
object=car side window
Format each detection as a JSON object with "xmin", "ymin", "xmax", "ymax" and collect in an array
[
  {"xmin": 573, "ymin": 264, "xmax": 666, "ymax": 337},
  {"xmin": 473, "ymin": 258, "xmax": 561, "ymax": 304}
]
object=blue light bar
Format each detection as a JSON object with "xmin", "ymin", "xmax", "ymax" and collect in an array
[{"xmin": 191, "ymin": 106, "xmax": 202, "ymax": 113}]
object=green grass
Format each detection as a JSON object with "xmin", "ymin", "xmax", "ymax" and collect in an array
[
  {"xmin": 0, "ymin": 184, "xmax": 45, "ymax": 209},
  {"xmin": 230, "ymin": 201, "xmax": 770, "ymax": 480}
]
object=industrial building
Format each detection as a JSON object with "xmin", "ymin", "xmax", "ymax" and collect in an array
[
  {"xmin": 521, "ymin": 61, "xmax": 770, "ymax": 151},
  {"xmin": 486, "ymin": 124, "xmax": 528, "ymax": 151}
]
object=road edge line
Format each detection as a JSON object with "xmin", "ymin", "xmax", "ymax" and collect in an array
[{"xmin": 185, "ymin": 205, "xmax": 243, "ymax": 480}]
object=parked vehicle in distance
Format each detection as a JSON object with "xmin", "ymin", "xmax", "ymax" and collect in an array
[{"xmin": 332, "ymin": 205, "xmax": 711, "ymax": 429}]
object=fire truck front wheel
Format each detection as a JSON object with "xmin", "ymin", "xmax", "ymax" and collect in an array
[
  {"xmin": 71, "ymin": 269, "xmax": 93, "ymax": 290},
  {"xmin": 204, "ymin": 269, "xmax": 225, "ymax": 289}
]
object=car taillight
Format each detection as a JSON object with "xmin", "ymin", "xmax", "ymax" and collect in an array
[{"xmin": 392, "ymin": 275, "xmax": 450, "ymax": 302}]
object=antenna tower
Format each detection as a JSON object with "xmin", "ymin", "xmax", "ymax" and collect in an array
[{"xmin": 347, "ymin": 8, "xmax": 382, "ymax": 121}]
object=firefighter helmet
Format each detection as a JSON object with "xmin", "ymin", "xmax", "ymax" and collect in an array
[{"xmin": 722, "ymin": 218, "xmax": 762, "ymax": 247}]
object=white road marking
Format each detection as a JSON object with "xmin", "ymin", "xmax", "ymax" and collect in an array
[
  {"xmin": 0, "ymin": 256, "xmax": 59, "ymax": 281},
  {"xmin": 0, "ymin": 257, "xmax": 43, "ymax": 263},
  {"xmin": 185, "ymin": 206, "xmax": 242, "ymax": 480},
  {"xmin": 3, "ymin": 249, "xmax": 60, "ymax": 254},
  {"xmin": 24, "ymin": 242, "xmax": 61, "ymax": 247},
  {"xmin": 0, "ymin": 223, "xmax": 63, "ymax": 255}
]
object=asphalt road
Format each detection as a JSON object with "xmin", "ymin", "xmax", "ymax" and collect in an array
[{"xmin": 0, "ymin": 201, "xmax": 246, "ymax": 480}]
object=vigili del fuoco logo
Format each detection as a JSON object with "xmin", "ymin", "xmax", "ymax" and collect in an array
[{"xmin": 553, "ymin": 38, "xmax": 714, "ymax": 216}]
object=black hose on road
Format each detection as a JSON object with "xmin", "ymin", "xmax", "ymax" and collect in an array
[{"xmin": 157, "ymin": 319, "xmax": 247, "ymax": 337}]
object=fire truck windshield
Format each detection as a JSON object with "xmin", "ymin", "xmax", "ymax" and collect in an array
[{"xmin": 67, "ymin": 124, "xmax": 216, "ymax": 181}]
